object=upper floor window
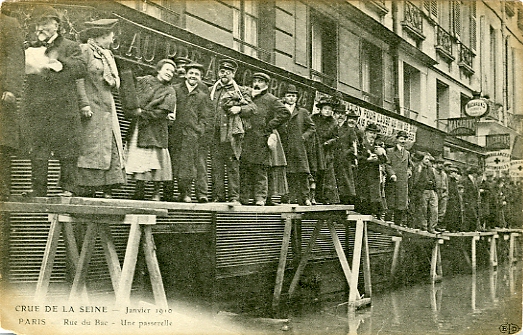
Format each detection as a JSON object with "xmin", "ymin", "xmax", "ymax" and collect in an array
[
  {"xmin": 310, "ymin": 11, "xmax": 337, "ymax": 87},
  {"xmin": 361, "ymin": 41, "xmax": 383, "ymax": 106},
  {"xmin": 403, "ymin": 63, "xmax": 421, "ymax": 119},
  {"xmin": 131, "ymin": 0, "xmax": 183, "ymax": 26},
  {"xmin": 232, "ymin": 0, "xmax": 259, "ymax": 58}
]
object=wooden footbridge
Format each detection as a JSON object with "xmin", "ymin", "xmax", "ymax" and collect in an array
[{"xmin": 1, "ymin": 197, "xmax": 520, "ymax": 315}]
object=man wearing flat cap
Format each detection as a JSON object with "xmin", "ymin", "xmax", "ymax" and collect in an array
[
  {"xmin": 410, "ymin": 152, "xmax": 438, "ymax": 233},
  {"xmin": 277, "ymin": 84, "xmax": 316, "ymax": 206},
  {"xmin": 209, "ymin": 58, "xmax": 256, "ymax": 204},
  {"xmin": 239, "ymin": 72, "xmax": 290, "ymax": 206},
  {"xmin": 21, "ymin": 5, "xmax": 86, "ymax": 197},
  {"xmin": 167, "ymin": 62, "xmax": 211, "ymax": 203},
  {"xmin": 384, "ymin": 130, "xmax": 412, "ymax": 226}
]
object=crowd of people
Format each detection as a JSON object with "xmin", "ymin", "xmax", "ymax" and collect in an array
[{"xmin": 1, "ymin": 7, "xmax": 521, "ymax": 234}]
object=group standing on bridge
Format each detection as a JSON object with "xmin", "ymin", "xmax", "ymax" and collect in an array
[{"xmin": 1, "ymin": 6, "xmax": 521, "ymax": 233}]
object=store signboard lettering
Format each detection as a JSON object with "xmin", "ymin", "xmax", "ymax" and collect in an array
[
  {"xmin": 447, "ymin": 117, "xmax": 477, "ymax": 136},
  {"xmin": 485, "ymin": 134, "xmax": 511, "ymax": 150},
  {"xmin": 464, "ymin": 98, "xmax": 489, "ymax": 118},
  {"xmin": 485, "ymin": 150, "xmax": 511, "ymax": 172}
]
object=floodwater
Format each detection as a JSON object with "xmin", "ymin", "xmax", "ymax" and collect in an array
[
  {"xmin": 222, "ymin": 263, "xmax": 522, "ymax": 335},
  {"xmin": 2, "ymin": 263, "xmax": 521, "ymax": 335}
]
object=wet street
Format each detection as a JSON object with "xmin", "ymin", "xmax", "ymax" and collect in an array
[{"xmin": 224, "ymin": 263, "xmax": 522, "ymax": 335}]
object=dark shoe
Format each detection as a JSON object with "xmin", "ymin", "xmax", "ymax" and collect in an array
[
  {"xmin": 255, "ymin": 200, "xmax": 265, "ymax": 206},
  {"xmin": 299, "ymin": 199, "xmax": 312, "ymax": 206},
  {"xmin": 266, "ymin": 199, "xmax": 275, "ymax": 206},
  {"xmin": 198, "ymin": 197, "xmax": 208, "ymax": 203}
]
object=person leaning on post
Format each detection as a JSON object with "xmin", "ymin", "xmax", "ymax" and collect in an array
[
  {"xmin": 21, "ymin": 5, "xmax": 87, "ymax": 197},
  {"xmin": 167, "ymin": 62, "xmax": 210, "ymax": 203},
  {"xmin": 75, "ymin": 19, "xmax": 126, "ymax": 198},
  {"xmin": 123, "ymin": 59, "xmax": 177, "ymax": 201}
]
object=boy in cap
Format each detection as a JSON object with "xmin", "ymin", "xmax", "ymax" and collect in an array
[
  {"xmin": 209, "ymin": 58, "xmax": 256, "ymax": 204},
  {"xmin": 240, "ymin": 72, "xmax": 290, "ymax": 206},
  {"xmin": 384, "ymin": 130, "xmax": 412, "ymax": 226},
  {"xmin": 277, "ymin": 84, "xmax": 316, "ymax": 205},
  {"xmin": 22, "ymin": 5, "xmax": 86, "ymax": 197}
]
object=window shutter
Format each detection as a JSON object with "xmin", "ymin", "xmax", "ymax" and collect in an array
[
  {"xmin": 453, "ymin": 0, "xmax": 461, "ymax": 38},
  {"xmin": 470, "ymin": 1, "xmax": 476, "ymax": 50},
  {"xmin": 431, "ymin": 0, "xmax": 438, "ymax": 17}
]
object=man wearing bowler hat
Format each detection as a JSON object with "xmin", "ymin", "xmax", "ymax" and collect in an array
[
  {"xmin": 277, "ymin": 84, "xmax": 316, "ymax": 206},
  {"xmin": 167, "ymin": 62, "xmax": 211, "ymax": 202},
  {"xmin": 209, "ymin": 58, "xmax": 256, "ymax": 204},
  {"xmin": 240, "ymin": 72, "xmax": 290, "ymax": 206},
  {"xmin": 21, "ymin": 5, "xmax": 86, "ymax": 197},
  {"xmin": 384, "ymin": 130, "xmax": 412, "ymax": 226}
]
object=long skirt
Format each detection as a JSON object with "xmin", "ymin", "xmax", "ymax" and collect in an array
[
  {"xmin": 124, "ymin": 127, "xmax": 172, "ymax": 182},
  {"xmin": 77, "ymin": 135, "xmax": 126, "ymax": 187}
]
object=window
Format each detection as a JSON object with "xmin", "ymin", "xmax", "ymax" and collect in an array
[
  {"xmin": 423, "ymin": 0, "xmax": 438, "ymax": 19},
  {"xmin": 134, "ymin": 0, "xmax": 183, "ymax": 26},
  {"xmin": 489, "ymin": 26, "xmax": 497, "ymax": 101},
  {"xmin": 460, "ymin": 93, "xmax": 470, "ymax": 117},
  {"xmin": 232, "ymin": 0, "xmax": 259, "ymax": 58},
  {"xmin": 310, "ymin": 11, "xmax": 337, "ymax": 87},
  {"xmin": 361, "ymin": 41, "xmax": 383, "ymax": 106},
  {"xmin": 436, "ymin": 81, "xmax": 449, "ymax": 130},
  {"xmin": 403, "ymin": 63, "xmax": 421, "ymax": 119}
]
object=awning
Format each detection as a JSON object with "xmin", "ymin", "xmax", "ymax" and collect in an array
[{"xmin": 411, "ymin": 127, "xmax": 445, "ymax": 156}]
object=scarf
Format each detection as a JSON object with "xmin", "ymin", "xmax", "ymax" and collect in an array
[
  {"xmin": 88, "ymin": 40, "xmax": 120, "ymax": 89},
  {"xmin": 210, "ymin": 79, "xmax": 243, "ymax": 101}
]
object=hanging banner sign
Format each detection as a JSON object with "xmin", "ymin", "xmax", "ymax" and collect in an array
[
  {"xmin": 485, "ymin": 150, "xmax": 511, "ymax": 172},
  {"xmin": 447, "ymin": 117, "xmax": 477, "ymax": 136},
  {"xmin": 464, "ymin": 98, "xmax": 489, "ymax": 117},
  {"xmin": 510, "ymin": 160, "xmax": 523, "ymax": 178},
  {"xmin": 486, "ymin": 134, "xmax": 511, "ymax": 150}
]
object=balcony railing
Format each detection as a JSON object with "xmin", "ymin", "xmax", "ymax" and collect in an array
[
  {"xmin": 402, "ymin": 1, "xmax": 425, "ymax": 40},
  {"xmin": 310, "ymin": 69, "xmax": 336, "ymax": 88},
  {"xmin": 435, "ymin": 25, "xmax": 454, "ymax": 61},
  {"xmin": 366, "ymin": 0, "xmax": 389, "ymax": 16},
  {"xmin": 458, "ymin": 43, "xmax": 474, "ymax": 75}
]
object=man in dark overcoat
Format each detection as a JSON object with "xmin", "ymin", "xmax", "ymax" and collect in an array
[
  {"xmin": 167, "ymin": 63, "xmax": 210, "ymax": 202},
  {"xmin": 384, "ymin": 130, "xmax": 412, "ymax": 226},
  {"xmin": 209, "ymin": 58, "xmax": 256, "ymax": 204},
  {"xmin": 240, "ymin": 72, "xmax": 290, "ymax": 206},
  {"xmin": 461, "ymin": 167, "xmax": 481, "ymax": 231},
  {"xmin": 0, "ymin": 9, "xmax": 25, "ymax": 200},
  {"xmin": 21, "ymin": 6, "xmax": 86, "ymax": 196},
  {"xmin": 278, "ymin": 84, "xmax": 315, "ymax": 206},
  {"xmin": 333, "ymin": 106, "xmax": 360, "ymax": 206}
]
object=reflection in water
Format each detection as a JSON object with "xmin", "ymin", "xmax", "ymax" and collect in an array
[{"xmin": 279, "ymin": 263, "xmax": 521, "ymax": 335}]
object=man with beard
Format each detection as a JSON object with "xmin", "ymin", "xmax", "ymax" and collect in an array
[
  {"xmin": 209, "ymin": 59, "xmax": 256, "ymax": 204},
  {"xmin": 167, "ymin": 62, "xmax": 210, "ymax": 202},
  {"xmin": 277, "ymin": 84, "xmax": 315, "ymax": 206},
  {"xmin": 21, "ymin": 6, "xmax": 86, "ymax": 197},
  {"xmin": 240, "ymin": 72, "xmax": 290, "ymax": 206},
  {"xmin": 384, "ymin": 131, "xmax": 412, "ymax": 226}
]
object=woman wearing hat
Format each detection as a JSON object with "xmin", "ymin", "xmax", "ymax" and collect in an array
[
  {"xmin": 333, "ymin": 104, "xmax": 360, "ymax": 205},
  {"xmin": 310, "ymin": 97, "xmax": 339, "ymax": 204},
  {"xmin": 356, "ymin": 123, "xmax": 388, "ymax": 217},
  {"xmin": 123, "ymin": 59, "xmax": 177, "ymax": 200},
  {"xmin": 75, "ymin": 19, "xmax": 125, "ymax": 198}
]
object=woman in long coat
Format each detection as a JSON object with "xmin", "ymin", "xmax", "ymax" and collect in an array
[
  {"xmin": 76, "ymin": 19, "xmax": 125, "ymax": 197},
  {"xmin": 310, "ymin": 97, "xmax": 339, "ymax": 204},
  {"xmin": 333, "ymin": 106, "xmax": 360, "ymax": 205}
]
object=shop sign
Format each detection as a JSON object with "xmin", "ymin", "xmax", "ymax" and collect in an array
[
  {"xmin": 313, "ymin": 92, "xmax": 417, "ymax": 142},
  {"xmin": 485, "ymin": 150, "xmax": 511, "ymax": 172},
  {"xmin": 447, "ymin": 117, "xmax": 477, "ymax": 136},
  {"xmin": 509, "ymin": 160, "xmax": 523, "ymax": 178},
  {"xmin": 485, "ymin": 134, "xmax": 511, "ymax": 150},
  {"xmin": 464, "ymin": 98, "xmax": 489, "ymax": 117}
]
